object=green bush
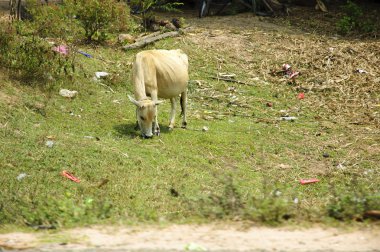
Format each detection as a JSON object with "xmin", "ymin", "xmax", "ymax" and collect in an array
[
  {"xmin": 72, "ymin": 0, "xmax": 133, "ymax": 42},
  {"xmin": 337, "ymin": 0, "xmax": 375, "ymax": 35},
  {"xmin": 24, "ymin": 0, "xmax": 79, "ymax": 39},
  {"xmin": 0, "ymin": 25, "xmax": 75, "ymax": 85},
  {"xmin": 23, "ymin": 0, "xmax": 134, "ymax": 43}
]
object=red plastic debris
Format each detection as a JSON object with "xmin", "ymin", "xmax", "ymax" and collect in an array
[
  {"xmin": 298, "ymin": 93, "xmax": 305, "ymax": 99},
  {"xmin": 300, "ymin": 178, "xmax": 319, "ymax": 185},
  {"xmin": 61, "ymin": 170, "xmax": 81, "ymax": 183}
]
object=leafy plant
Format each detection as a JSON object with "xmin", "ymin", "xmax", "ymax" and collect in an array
[
  {"xmin": 0, "ymin": 25, "xmax": 75, "ymax": 85},
  {"xmin": 337, "ymin": 0, "xmax": 375, "ymax": 35},
  {"xmin": 129, "ymin": 0, "xmax": 183, "ymax": 29},
  {"xmin": 72, "ymin": 0, "xmax": 132, "ymax": 42},
  {"xmin": 24, "ymin": 0, "xmax": 79, "ymax": 39}
]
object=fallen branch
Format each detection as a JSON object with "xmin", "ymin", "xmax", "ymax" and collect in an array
[
  {"xmin": 211, "ymin": 76, "xmax": 254, "ymax": 86},
  {"xmin": 135, "ymin": 31, "xmax": 162, "ymax": 42},
  {"xmin": 122, "ymin": 31, "xmax": 180, "ymax": 50}
]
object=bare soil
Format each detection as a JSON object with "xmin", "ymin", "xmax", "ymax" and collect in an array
[{"xmin": 1, "ymin": 224, "xmax": 380, "ymax": 251}]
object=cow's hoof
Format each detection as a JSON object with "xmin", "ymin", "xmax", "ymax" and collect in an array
[
  {"xmin": 168, "ymin": 126, "xmax": 174, "ymax": 131},
  {"xmin": 181, "ymin": 122, "xmax": 187, "ymax": 129},
  {"xmin": 154, "ymin": 128, "xmax": 160, "ymax": 136}
]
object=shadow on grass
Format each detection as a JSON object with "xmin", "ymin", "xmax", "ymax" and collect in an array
[
  {"xmin": 114, "ymin": 123, "xmax": 139, "ymax": 139},
  {"xmin": 113, "ymin": 123, "xmax": 172, "ymax": 139}
]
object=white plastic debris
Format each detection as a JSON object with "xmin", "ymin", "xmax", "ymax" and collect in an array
[
  {"xmin": 59, "ymin": 89, "xmax": 78, "ymax": 98},
  {"xmin": 294, "ymin": 198, "xmax": 299, "ymax": 204},
  {"xmin": 45, "ymin": 140, "xmax": 54, "ymax": 148},
  {"xmin": 17, "ymin": 173, "xmax": 27, "ymax": 181},
  {"xmin": 279, "ymin": 116, "xmax": 298, "ymax": 121},
  {"xmin": 95, "ymin": 72, "xmax": 109, "ymax": 79},
  {"xmin": 356, "ymin": 69, "xmax": 368, "ymax": 74}
]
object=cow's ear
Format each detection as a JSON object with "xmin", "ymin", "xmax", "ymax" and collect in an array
[
  {"xmin": 154, "ymin": 100, "xmax": 164, "ymax": 106},
  {"xmin": 128, "ymin": 95, "xmax": 140, "ymax": 107}
]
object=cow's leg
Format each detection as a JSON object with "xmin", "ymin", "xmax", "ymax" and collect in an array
[
  {"xmin": 169, "ymin": 97, "xmax": 176, "ymax": 130},
  {"xmin": 151, "ymin": 91, "xmax": 160, "ymax": 136},
  {"xmin": 180, "ymin": 91, "xmax": 187, "ymax": 128}
]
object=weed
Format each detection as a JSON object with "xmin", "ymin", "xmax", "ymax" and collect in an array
[
  {"xmin": 188, "ymin": 175, "xmax": 296, "ymax": 224},
  {"xmin": 328, "ymin": 177, "xmax": 380, "ymax": 221}
]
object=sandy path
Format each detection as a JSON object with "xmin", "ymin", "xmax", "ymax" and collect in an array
[{"xmin": 1, "ymin": 224, "xmax": 379, "ymax": 251}]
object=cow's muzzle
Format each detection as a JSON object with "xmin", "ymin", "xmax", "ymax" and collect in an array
[{"xmin": 142, "ymin": 134, "xmax": 153, "ymax": 139}]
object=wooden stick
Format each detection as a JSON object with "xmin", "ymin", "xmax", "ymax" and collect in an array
[
  {"xmin": 122, "ymin": 31, "xmax": 180, "ymax": 50},
  {"xmin": 211, "ymin": 76, "xmax": 254, "ymax": 86}
]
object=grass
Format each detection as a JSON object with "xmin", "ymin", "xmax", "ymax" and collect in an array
[{"xmin": 1, "ymin": 13, "xmax": 380, "ymax": 230}]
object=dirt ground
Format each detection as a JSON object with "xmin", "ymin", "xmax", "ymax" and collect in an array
[{"xmin": 1, "ymin": 224, "xmax": 380, "ymax": 251}]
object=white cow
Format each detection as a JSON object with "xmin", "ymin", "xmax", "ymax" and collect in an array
[{"xmin": 128, "ymin": 49, "xmax": 189, "ymax": 138}]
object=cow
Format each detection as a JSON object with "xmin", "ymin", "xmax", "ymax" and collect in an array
[{"xmin": 128, "ymin": 49, "xmax": 189, "ymax": 138}]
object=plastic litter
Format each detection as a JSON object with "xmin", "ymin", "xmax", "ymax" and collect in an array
[
  {"xmin": 17, "ymin": 173, "xmax": 27, "ymax": 181},
  {"xmin": 356, "ymin": 69, "xmax": 368, "ymax": 74},
  {"xmin": 52, "ymin": 45, "xmax": 68, "ymax": 55},
  {"xmin": 282, "ymin": 63, "xmax": 300, "ymax": 80},
  {"xmin": 95, "ymin": 72, "xmax": 109, "ymax": 79},
  {"xmin": 185, "ymin": 243, "xmax": 208, "ymax": 251},
  {"xmin": 45, "ymin": 140, "xmax": 54, "ymax": 148},
  {"xmin": 300, "ymin": 178, "xmax": 319, "ymax": 185},
  {"xmin": 77, "ymin": 50, "xmax": 93, "ymax": 58},
  {"xmin": 61, "ymin": 170, "xmax": 81, "ymax": 183},
  {"xmin": 279, "ymin": 116, "xmax": 297, "ymax": 121},
  {"xmin": 59, "ymin": 89, "xmax": 78, "ymax": 98},
  {"xmin": 298, "ymin": 93, "xmax": 305, "ymax": 100}
]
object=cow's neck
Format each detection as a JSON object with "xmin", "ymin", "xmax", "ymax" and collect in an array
[{"xmin": 134, "ymin": 82, "xmax": 148, "ymax": 101}]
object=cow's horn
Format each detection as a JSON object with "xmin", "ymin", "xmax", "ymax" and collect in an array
[
  {"xmin": 154, "ymin": 100, "xmax": 164, "ymax": 106},
  {"xmin": 128, "ymin": 95, "xmax": 141, "ymax": 107}
]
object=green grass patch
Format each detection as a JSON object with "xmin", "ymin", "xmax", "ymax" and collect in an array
[{"xmin": 1, "ymin": 20, "xmax": 379, "ymax": 230}]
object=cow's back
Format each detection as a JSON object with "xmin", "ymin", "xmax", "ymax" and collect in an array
[{"xmin": 134, "ymin": 49, "xmax": 189, "ymax": 99}]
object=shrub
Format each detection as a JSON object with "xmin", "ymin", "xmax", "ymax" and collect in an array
[
  {"xmin": 327, "ymin": 178, "xmax": 380, "ymax": 221},
  {"xmin": 0, "ymin": 25, "xmax": 75, "ymax": 85},
  {"xmin": 24, "ymin": 0, "xmax": 80, "ymax": 39},
  {"xmin": 337, "ymin": 0, "xmax": 375, "ymax": 35},
  {"xmin": 72, "ymin": 0, "xmax": 133, "ymax": 42}
]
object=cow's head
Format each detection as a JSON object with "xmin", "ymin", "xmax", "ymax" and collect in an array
[{"xmin": 128, "ymin": 95, "xmax": 163, "ymax": 138}]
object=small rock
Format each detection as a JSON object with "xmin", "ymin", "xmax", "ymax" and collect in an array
[
  {"xmin": 95, "ymin": 72, "xmax": 109, "ymax": 79},
  {"xmin": 266, "ymin": 102, "xmax": 273, "ymax": 107},
  {"xmin": 323, "ymin": 153, "xmax": 330, "ymax": 158},
  {"xmin": 59, "ymin": 89, "xmax": 78, "ymax": 98},
  {"xmin": 118, "ymin": 33, "xmax": 135, "ymax": 44},
  {"xmin": 202, "ymin": 126, "xmax": 209, "ymax": 132},
  {"xmin": 165, "ymin": 22, "xmax": 177, "ymax": 31},
  {"xmin": 172, "ymin": 18, "xmax": 181, "ymax": 29}
]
